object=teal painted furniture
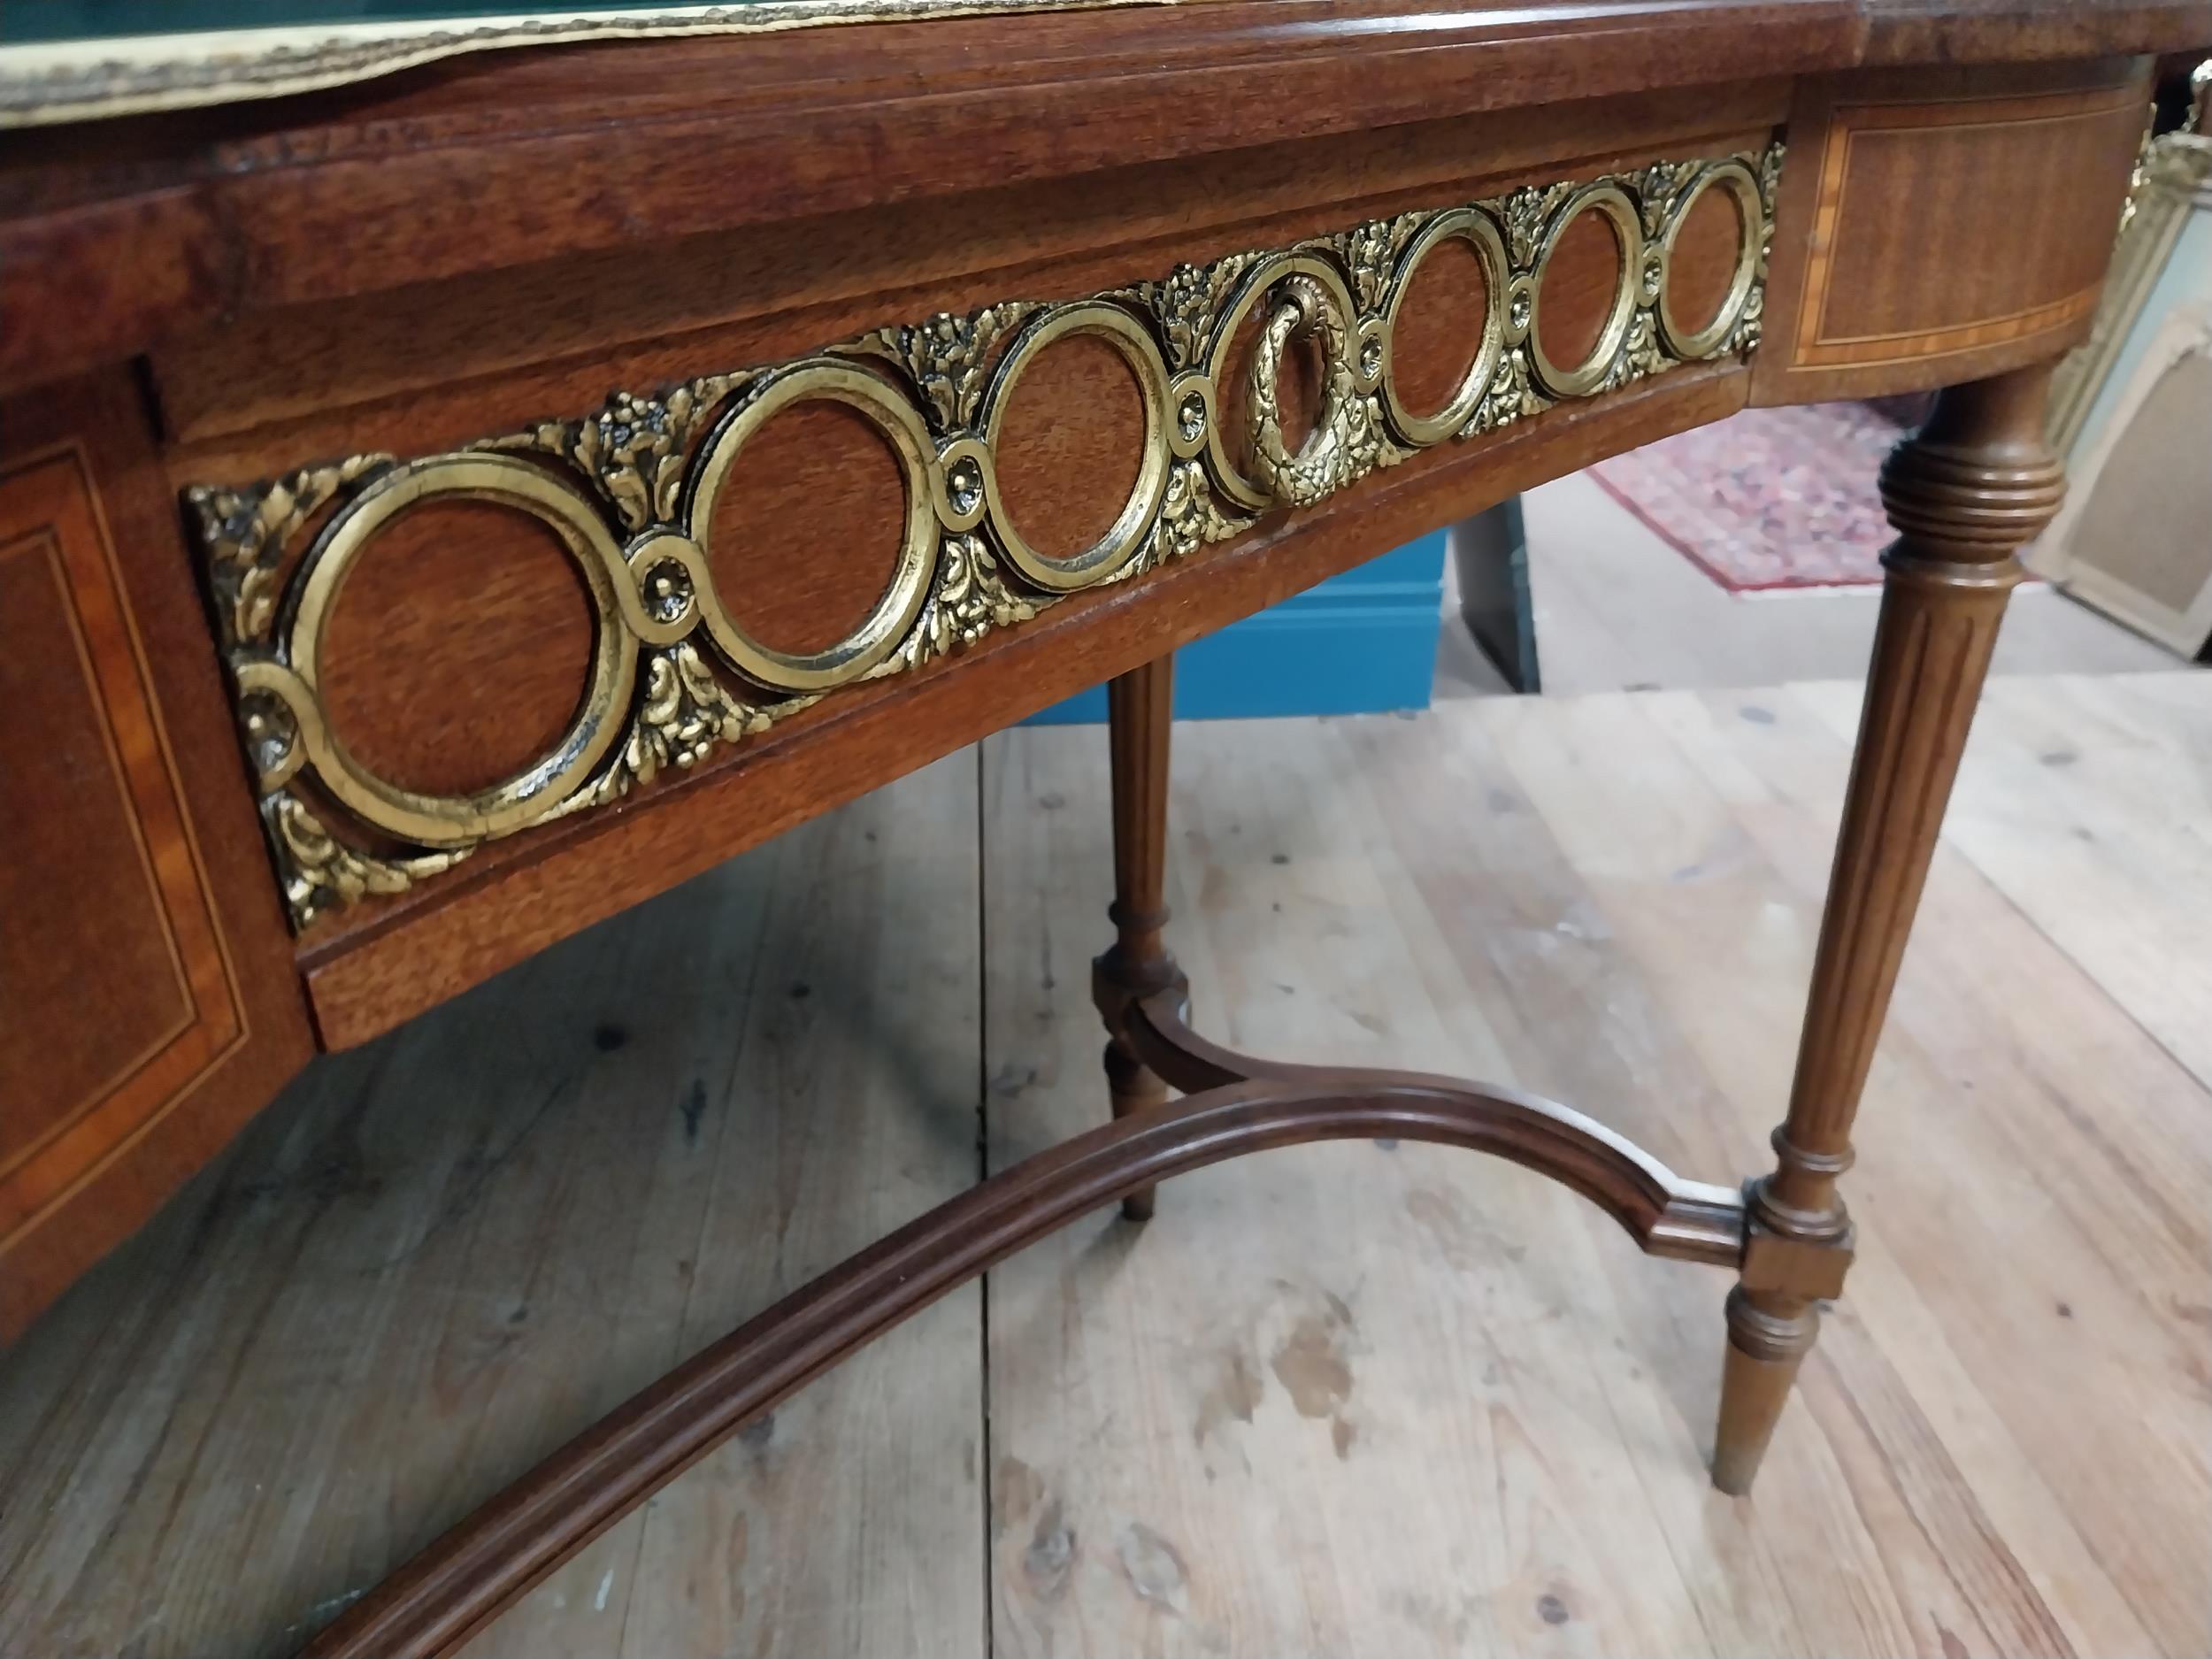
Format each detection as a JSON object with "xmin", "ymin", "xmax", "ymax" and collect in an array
[{"xmin": 1027, "ymin": 529, "xmax": 1448, "ymax": 723}]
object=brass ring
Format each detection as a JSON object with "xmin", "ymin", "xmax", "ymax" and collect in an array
[
  {"xmin": 277, "ymin": 451, "xmax": 637, "ymax": 848},
  {"xmin": 1201, "ymin": 252, "xmax": 1362, "ymax": 512},
  {"xmin": 1655, "ymin": 158, "xmax": 1763, "ymax": 360},
  {"xmin": 687, "ymin": 358, "xmax": 940, "ymax": 692},
  {"xmin": 1380, "ymin": 206, "xmax": 1509, "ymax": 446},
  {"xmin": 1526, "ymin": 182, "xmax": 1645, "ymax": 399},
  {"xmin": 978, "ymin": 301, "xmax": 1173, "ymax": 591}
]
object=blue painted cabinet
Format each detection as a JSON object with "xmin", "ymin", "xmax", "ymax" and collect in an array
[{"xmin": 1026, "ymin": 530, "xmax": 1448, "ymax": 724}]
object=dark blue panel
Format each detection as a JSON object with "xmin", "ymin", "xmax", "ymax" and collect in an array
[{"xmin": 1026, "ymin": 530, "xmax": 1447, "ymax": 725}]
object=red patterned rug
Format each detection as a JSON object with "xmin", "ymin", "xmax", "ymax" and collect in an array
[{"xmin": 1588, "ymin": 397, "xmax": 1932, "ymax": 593}]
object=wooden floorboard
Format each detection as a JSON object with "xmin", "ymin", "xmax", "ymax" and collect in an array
[
  {"xmin": 1860, "ymin": 672, "xmax": 2212, "ymax": 1091},
  {"xmin": 0, "ymin": 755, "xmax": 987, "ymax": 1659},
  {"xmin": 1, "ymin": 679, "xmax": 2205, "ymax": 1658},
  {"xmin": 1509, "ymin": 685, "xmax": 2205, "ymax": 1657},
  {"xmin": 1468, "ymin": 475, "xmax": 2179, "ymax": 701}
]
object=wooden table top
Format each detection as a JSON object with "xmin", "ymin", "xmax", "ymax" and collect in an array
[{"xmin": 4, "ymin": 1, "xmax": 2208, "ymax": 392}]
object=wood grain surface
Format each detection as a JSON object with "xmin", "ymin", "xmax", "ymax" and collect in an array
[
  {"xmin": 0, "ymin": 375, "xmax": 312, "ymax": 1342},
  {"xmin": 3, "ymin": 673, "xmax": 2201, "ymax": 1656},
  {"xmin": 0, "ymin": 753, "xmax": 986, "ymax": 1659},
  {"xmin": 291, "ymin": 365, "xmax": 1751, "ymax": 1051},
  {"xmin": 0, "ymin": 3, "xmax": 1847, "ymax": 396},
  {"xmin": 1753, "ymin": 58, "xmax": 2154, "ymax": 403},
  {"xmin": 150, "ymin": 83, "xmax": 1786, "ymax": 457},
  {"xmin": 7, "ymin": 4, "xmax": 2209, "ymax": 396}
]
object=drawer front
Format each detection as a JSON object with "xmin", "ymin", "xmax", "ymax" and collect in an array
[{"xmin": 178, "ymin": 125, "xmax": 1784, "ymax": 1046}]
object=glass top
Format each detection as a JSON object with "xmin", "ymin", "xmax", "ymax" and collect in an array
[
  {"xmin": 1, "ymin": 3, "xmax": 727, "ymax": 46},
  {"xmin": 2, "ymin": 0, "xmax": 1149, "ymax": 125}
]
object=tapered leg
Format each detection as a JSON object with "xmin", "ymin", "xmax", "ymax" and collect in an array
[
  {"xmin": 1091, "ymin": 654, "xmax": 1187, "ymax": 1221},
  {"xmin": 1712, "ymin": 364, "xmax": 2066, "ymax": 1494}
]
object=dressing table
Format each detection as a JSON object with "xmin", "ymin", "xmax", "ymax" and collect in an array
[{"xmin": 3, "ymin": 5, "xmax": 2206, "ymax": 1653}]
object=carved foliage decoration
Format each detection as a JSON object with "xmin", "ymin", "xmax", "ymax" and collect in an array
[
  {"xmin": 837, "ymin": 303, "xmax": 1040, "ymax": 433},
  {"xmin": 477, "ymin": 377, "xmax": 742, "ymax": 532},
  {"xmin": 188, "ymin": 140, "xmax": 1780, "ymax": 931}
]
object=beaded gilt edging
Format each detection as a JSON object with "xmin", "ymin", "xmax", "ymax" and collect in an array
[{"xmin": 188, "ymin": 141, "xmax": 1781, "ymax": 930}]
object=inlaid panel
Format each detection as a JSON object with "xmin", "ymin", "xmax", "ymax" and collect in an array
[
  {"xmin": 1803, "ymin": 88, "xmax": 2141, "ymax": 361},
  {"xmin": 0, "ymin": 450, "xmax": 243, "ymax": 1256},
  {"xmin": 187, "ymin": 142, "xmax": 1781, "ymax": 933},
  {"xmin": 0, "ymin": 376, "xmax": 313, "ymax": 1344},
  {"xmin": 1758, "ymin": 63, "xmax": 2150, "ymax": 399}
]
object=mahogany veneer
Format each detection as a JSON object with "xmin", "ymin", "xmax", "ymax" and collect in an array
[{"xmin": 2, "ymin": 7, "xmax": 2206, "ymax": 1654}]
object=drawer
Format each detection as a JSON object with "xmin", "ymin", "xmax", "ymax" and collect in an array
[{"xmin": 157, "ymin": 96, "xmax": 1790, "ymax": 1046}]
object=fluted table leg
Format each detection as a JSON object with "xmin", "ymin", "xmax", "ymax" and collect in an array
[
  {"xmin": 1711, "ymin": 364, "xmax": 2066, "ymax": 1494},
  {"xmin": 1091, "ymin": 654, "xmax": 1187, "ymax": 1221}
]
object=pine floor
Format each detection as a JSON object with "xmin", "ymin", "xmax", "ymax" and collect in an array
[
  {"xmin": 4, "ymin": 666, "xmax": 2207, "ymax": 1659},
  {"xmin": 1435, "ymin": 473, "xmax": 2180, "ymax": 700}
]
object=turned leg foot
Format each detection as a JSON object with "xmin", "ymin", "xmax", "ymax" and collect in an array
[
  {"xmin": 1093, "ymin": 655, "xmax": 1183, "ymax": 1221},
  {"xmin": 1712, "ymin": 1287, "xmax": 1819, "ymax": 1494},
  {"xmin": 1710, "ymin": 363, "xmax": 2062, "ymax": 1493}
]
